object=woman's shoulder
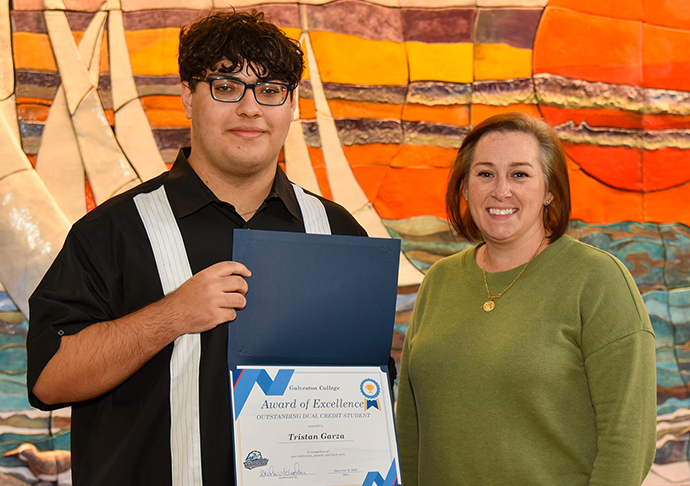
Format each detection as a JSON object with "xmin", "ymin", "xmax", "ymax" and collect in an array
[
  {"xmin": 556, "ymin": 235, "xmax": 630, "ymax": 275},
  {"xmin": 554, "ymin": 236, "xmax": 642, "ymax": 304},
  {"xmin": 425, "ymin": 245, "xmax": 476, "ymax": 276}
]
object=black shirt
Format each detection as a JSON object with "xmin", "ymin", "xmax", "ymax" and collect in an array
[{"xmin": 27, "ymin": 148, "xmax": 368, "ymax": 485}]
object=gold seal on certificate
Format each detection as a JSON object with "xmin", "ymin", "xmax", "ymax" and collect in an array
[
  {"xmin": 231, "ymin": 366, "xmax": 401, "ymax": 486},
  {"xmin": 360, "ymin": 378, "xmax": 381, "ymax": 411}
]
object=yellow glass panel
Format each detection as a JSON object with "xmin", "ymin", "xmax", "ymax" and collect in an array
[
  {"xmin": 125, "ymin": 28, "xmax": 180, "ymax": 76},
  {"xmin": 406, "ymin": 42, "xmax": 473, "ymax": 84},
  {"xmin": 310, "ymin": 31, "xmax": 408, "ymax": 86},
  {"xmin": 474, "ymin": 43, "xmax": 533, "ymax": 81},
  {"xmin": 124, "ymin": 27, "xmax": 301, "ymax": 78},
  {"xmin": 283, "ymin": 27, "xmax": 301, "ymax": 43},
  {"xmin": 13, "ymin": 33, "xmax": 57, "ymax": 71}
]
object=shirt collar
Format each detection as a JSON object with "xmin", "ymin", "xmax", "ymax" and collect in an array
[
  {"xmin": 271, "ymin": 161, "xmax": 302, "ymax": 220},
  {"xmin": 165, "ymin": 148, "xmax": 302, "ymax": 221}
]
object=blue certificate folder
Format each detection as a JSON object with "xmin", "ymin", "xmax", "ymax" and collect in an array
[{"xmin": 228, "ymin": 229, "xmax": 400, "ymax": 368}]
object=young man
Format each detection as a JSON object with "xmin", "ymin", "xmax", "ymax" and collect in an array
[{"xmin": 26, "ymin": 11, "xmax": 366, "ymax": 485}]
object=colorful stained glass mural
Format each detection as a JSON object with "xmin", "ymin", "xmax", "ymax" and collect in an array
[{"xmin": 1, "ymin": 0, "xmax": 689, "ymax": 483}]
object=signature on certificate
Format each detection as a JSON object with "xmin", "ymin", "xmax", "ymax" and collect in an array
[{"xmin": 259, "ymin": 463, "xmax": 309, "ymax": 478}]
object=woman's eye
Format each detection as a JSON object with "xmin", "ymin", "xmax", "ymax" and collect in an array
[
  {"xmin": 513, "ymin": 171, "xmax": 529, "ymax": 178},
  {"xmin": 477, "ymin": 171, "xmax": 493, "ymax": 178}
]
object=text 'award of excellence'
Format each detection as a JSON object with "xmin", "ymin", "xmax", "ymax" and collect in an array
[{"xmin": 229, "ymin": 229, "xmax": 402, "ymax": 486}]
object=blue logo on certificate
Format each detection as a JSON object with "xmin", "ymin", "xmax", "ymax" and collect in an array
[
  {"xmin": 360, "ymin": 378, "xmax": 381, "ymax": 411},
  {"xmin": 243, "ymin": 450, "xmax": 269, "ymax": 470}
]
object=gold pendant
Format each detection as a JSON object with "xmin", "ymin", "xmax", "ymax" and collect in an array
[{"xmin": 483, "ymin": 301, "xmax": 495, "ymax": 312}]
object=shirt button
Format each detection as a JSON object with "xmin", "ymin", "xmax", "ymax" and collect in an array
[{"xmin": 57, "ymin": 330, "xmax": 64, "ymax": 336}]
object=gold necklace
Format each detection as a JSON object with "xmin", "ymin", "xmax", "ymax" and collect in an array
[{"xmin": 482, "ymin": 234, "xmax": 546, "ymax": 312}]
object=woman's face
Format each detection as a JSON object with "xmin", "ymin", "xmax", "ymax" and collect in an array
[{"xmin": 464, "ymin": 131, "xmax": 554, "ymax": 250}]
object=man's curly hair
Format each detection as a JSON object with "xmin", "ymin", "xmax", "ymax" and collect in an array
[{"xmin": 178, "ymin": 10, "xmax": 304, "ymax": 89}]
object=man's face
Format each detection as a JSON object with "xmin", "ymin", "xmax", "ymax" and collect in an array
[{"xmin": 181, "ymin": 64, "xmax": 297, "ymax": 182}]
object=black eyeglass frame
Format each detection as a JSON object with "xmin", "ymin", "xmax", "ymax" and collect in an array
[{"xmin": 192, "ymin": 76, "xmax": 295, "ymax": 106}]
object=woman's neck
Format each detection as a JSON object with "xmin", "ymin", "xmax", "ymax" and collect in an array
[{"xmin": 479, "ymin": 233, "xmax": 549, "ymax": 273}]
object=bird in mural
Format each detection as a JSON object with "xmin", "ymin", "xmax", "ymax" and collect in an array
[{"xmin": 2, "ymin": 444, "xmax": 71, "ymax": 481}]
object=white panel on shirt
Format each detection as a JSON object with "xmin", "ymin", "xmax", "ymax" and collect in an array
[{"xmin": 134, "ymin": 182, "xmax": 330, "ymax": 485}]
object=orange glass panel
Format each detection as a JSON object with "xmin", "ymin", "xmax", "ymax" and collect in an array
[
  {"xmin": 643, "ymin": 0, "xmax": 690, "ymax": 30},
  {"xmin": 643, "ymin": 24, "xmax": 690, "ymax": 91},
  {"xmin": 13, "ymin": 33, "xmax": 57, "ymax": 71},
  {"xmin": 374, "ymin": 167, "xmax": 451, "ymax": 220},
  {"xmin": 299, "ymin": 98, "xmax": 316, "ymax": 120},
  {"xmin": 471, "ymin": 104, "xmax": 541, "ymax": 126},
  {"xmin": 402, "ymin": 104, "xmax": 470, "ymax": 126},
  {"xmin": 563, "ymin": 142, "xmax": 643, "ymax": 191},
  {"xmin": 328, "ymin": 100, "xmax": 402, "ymax": 120},
  {"xmin": 352, "ymin": 166, "xmax": 390, "ymax": 204},
  {"xmin": 644, "ymin": 113, "xmax": 690, "ymax": 130},
  {"xmin": 312, "ymin": 167, "xmax": 333, "ymax": 201},
  {"xmin": 85, "ymin": 177, "xmax": 96, "ymax": 213},
  {"xmin": 16, "ymin": 103, "xmax": 50, "ymax": 122},
  {"xmin": 568, "ymin": 158, "xmax": 644, "ymax": 223},
  {"xmin": 100, "ymin": 31, "xmax": 109, "ymax": 72},
  {"xmin": 140, "ymin": 96, "xmax": 188, "ymax": 127},
  {"xmin": 16, "ymin": 97, "xmax": 51, "ymax": 106},
  {"xmin": 389, "ymin": 145, "xmax": 457, "ymax": 169},
  {"xmin": 643, "ymin": 148, "xmax": 690, "ymax": 192},
  {"xmin": 307, "ymin": 147, "xmax": 333, "ymax": 200},
  {"xmin": 308, "ymin": 146, "xmax": 325, "ymax": 168},
  {"xmin": 644, "ymin": 182, "xmax": 690, "ymax": 225},
  {"xmin": 547, "ymin": 0, "xmax": 643, "ymax": 21},
  {"xmin": 533, "ymin": 7, "xmax": 642, "ymax": 86},
  {"xmin": 343, "ymin": 144, "xmax": 400, "ymax": 167},
  {"xmin": 539, "ymin": 106, "xmax": 644, "ymax": 130}
]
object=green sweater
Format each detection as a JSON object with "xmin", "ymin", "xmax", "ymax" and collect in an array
[{"xmin": 396, "ymin": 235, "xmax": 656, "ymax": 486}]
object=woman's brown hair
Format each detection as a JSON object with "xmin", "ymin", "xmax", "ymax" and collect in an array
[{"xmin": 446, "ymin": 112, "xmax": 571, "ymax": 242}]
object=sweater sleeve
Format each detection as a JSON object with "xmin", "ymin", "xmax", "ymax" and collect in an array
[
  {"xmin": 395, "ymin": 268, "xmax": 434, "ymax": 486},
  {"xmin": 579, "ymin": 253, "xmax": 657, "ymax": 485},
  {"xmin": 585, "ymin": 330, "xmax": 657, "ymax": 485},
  {"xmin": 396, "ymin": 320, "xmax": 419, "ymax": 486}
]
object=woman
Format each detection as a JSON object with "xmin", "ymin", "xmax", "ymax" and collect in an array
[{"xmin": 396, "ymin": 113, "xmax": 656, "ymax": 485}]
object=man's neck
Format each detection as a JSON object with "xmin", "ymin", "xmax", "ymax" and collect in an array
[{"xmin": 187, "ymin": 155, "xmax": 277, "ymax": 216}]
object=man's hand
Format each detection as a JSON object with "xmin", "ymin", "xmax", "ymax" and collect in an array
[
  {"xmin": 32, "ymin": 261, "xmax": 251, "ymax": 406},
  {"xmin": 164, "ymin": 261, "xmax": 251, "ymax": 336}
]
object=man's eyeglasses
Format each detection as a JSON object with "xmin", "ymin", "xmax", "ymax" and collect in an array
[{"xmin": 193, "ymin": 76, "xmax": 294, "ymax": 106}]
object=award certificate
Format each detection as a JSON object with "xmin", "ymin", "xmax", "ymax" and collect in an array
[{"xmin": 231, "ymin": 366, "xmax": 401, "ymax": 486}]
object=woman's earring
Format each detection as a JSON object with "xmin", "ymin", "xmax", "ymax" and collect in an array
[
  {"xmin": 464, "ymin": 195, "xmax": 469, "ymax": 202},
  {"xmin": 545, "ymin": 199, "xmax": 552, "ymax": 205}
]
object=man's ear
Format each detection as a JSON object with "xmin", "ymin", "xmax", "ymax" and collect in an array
[
  {"xmin": 289, "ymin": 89, "xmax": 298, "ymax": 119},
  {"xmin": 180, "ymin": 82, "xmax": 193, "ymax": 120}
]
